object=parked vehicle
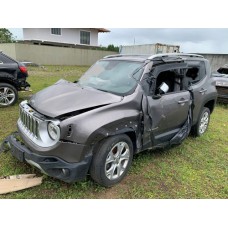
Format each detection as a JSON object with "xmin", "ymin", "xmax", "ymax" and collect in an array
[
  {"xmin": 212, "ymin": 65, "xmax": 228, "ymax": 103},
  {"xmin": 0, "ymin": 51, "xmax": 30, "ymax": 107},
  {"xmin": 1, "ymin": 53, "xmax": 217, "ymax": 187}
]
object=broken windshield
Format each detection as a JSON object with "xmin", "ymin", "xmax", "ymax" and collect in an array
[{"xmin": 78, "ymin": 60, "xmax": 144, "ymax": 95}]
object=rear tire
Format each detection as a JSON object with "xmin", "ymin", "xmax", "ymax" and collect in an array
[
  {"xmin": 192, "ymin": 107, "xmax": 210, "ymax": 137},
  {"xmin": 90, "ymin": 134, "xmax": 133, "ymax": 187},
  {"xmin": 0, "ymin": 83, "xmax": 18, "ymax": 107}
]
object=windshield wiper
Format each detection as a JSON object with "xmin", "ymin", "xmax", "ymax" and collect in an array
[{"xmin": 94, "ymin": 88, "xmax": 111, "ymax": 93}]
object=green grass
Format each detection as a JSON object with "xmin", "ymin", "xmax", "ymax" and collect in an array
[{"xmin": 0, "ymin": 65, "xmax": 228, "ymax": 198}]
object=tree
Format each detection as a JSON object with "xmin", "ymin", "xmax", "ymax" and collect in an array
[
  {"xmin": 97, "ymin": 44, "xmax": 119, "ymax": 52},
  {"xmin": 0, "ymin": 28, "xmax": 15, "ymax": 43},
  {"xmin": 107, "ymin": 44, "xmax": 119, "ymax": 52}
]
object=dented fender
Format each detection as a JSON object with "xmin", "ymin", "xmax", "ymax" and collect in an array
[{"xmin": 59, "ymin": 87, "xmax": 144, "ymax": 147}]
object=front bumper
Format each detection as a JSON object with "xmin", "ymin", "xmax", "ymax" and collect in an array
[{"xmin": 1, "ymin": 133, "xmax": 92, "ymax": 183}]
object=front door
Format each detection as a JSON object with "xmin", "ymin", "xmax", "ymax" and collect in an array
[
  {"xmin": 147, "ymin": 91, "xmax": 191, "ymax": 145},
  {"xmin": 142, "ymin": 62, "xmax": 191, "ymax": 147}
]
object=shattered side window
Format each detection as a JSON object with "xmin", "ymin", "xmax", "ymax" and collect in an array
[
  {"xmin": 184, "ymin": 61, "xmax": 207, "ymax": 84},
  {"xmin": 154, "ymin": 69, "xmax": 187, "ymax": 95}
]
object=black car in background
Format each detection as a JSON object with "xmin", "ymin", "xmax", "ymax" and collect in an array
[
  {"xmin": 213, "ymin": 65, "xmax": 228, "ymax": 103},
  {"xmin": 0, "ymin": 51, "xmax": 30, "ymax": 107}
]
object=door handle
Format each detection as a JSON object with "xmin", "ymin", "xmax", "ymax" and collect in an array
[
  {"xmin": 199, "ymin": 88, "xmax": 207, "ymax": 94},
  {"xmin": 178, "ymin": 99, "xmax": 189, "ymax": 104}
]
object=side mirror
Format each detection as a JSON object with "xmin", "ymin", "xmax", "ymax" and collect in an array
[{"xmin": 159, "ymin": 82, "xmax": 169, "ymax": 94}]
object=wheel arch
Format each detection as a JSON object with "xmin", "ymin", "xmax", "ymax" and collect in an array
[
  {"xmin": 112, "ymin": 129, "xmax": 137, "ymax": 154},
  {"xmin": 0, "ymin": 72, "xmax": 18, "ymax": 90},
  {"xmin": 203, "ymin": 99, "xmax": 216, "ymax": 114},
  {"xmin": 91, "ymin": 128, "xmax": 138, "ymax": 155}
]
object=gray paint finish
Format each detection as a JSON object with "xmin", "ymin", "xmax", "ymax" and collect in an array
[
  {"xmin": 2, "ymin": 53, "xmax": 217, "ymax": 184},
  {"xmin": 29, "ymin": 79, "xmax": 122, "ymax": 118}
]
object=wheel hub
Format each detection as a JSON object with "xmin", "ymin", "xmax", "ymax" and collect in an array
[
  {"xmin": 115, "ymin": 157, "xmax": 120, "ymax": 164},
  {"xmin": 105, "ymin": 141, "xmax": 130, "ymax": 180},
  {"xmin": 199, "ymin": 112, "xmax": 209, "ymax": 134},
  {"xmin": 0, "ymin": 87, "xmax": 15, "ymax": 106}
]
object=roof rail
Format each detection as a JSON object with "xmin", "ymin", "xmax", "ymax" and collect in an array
[
  {"xmin": 147, "ymin": 53, "xmax": 204, "ymax": 60},
  {"xmin": 103, "ymin": 54, "xmax": 150, "ymax": 59},
  {"xmin": 103, "ymin": 54, "xmax": 123, "ymax": 59},
  {"xmin": 103, "ymin": 53, "xmax": 204, "ymax": 61}
]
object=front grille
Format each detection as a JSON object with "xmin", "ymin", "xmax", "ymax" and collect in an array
[
  {"xmin": 18, "ymin": 100, "xmax": 60, "ymax": 147},
  {"xmin": 19, "ymin": 106, "xmax": 39, "ymax": 138}
]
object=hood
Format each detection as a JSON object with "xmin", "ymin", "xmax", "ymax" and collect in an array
[{"xmin": 29, "ymin": 79, "xmax": 122, "ymax": 118}]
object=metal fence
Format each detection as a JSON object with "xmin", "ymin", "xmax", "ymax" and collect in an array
[{"xmin": 198, "ymin": 53, "xmax": 228, "ymax": 72}]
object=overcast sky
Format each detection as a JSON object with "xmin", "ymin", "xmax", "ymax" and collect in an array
[
  {"xmin": 9, "ymin": 28, "xmax": 228, "ymax": 54},
  {"xmin": 99, "ymin": 28, "xmax": 228, "ymax": 54}
]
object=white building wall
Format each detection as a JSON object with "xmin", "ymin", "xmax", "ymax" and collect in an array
[{"xmin": 23, "ymin": 28, "xmax": 99, "ymax": 46}]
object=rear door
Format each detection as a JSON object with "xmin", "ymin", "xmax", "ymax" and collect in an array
[{"xmin": 181, "ymin": 60, "xmax": 211, "ymax": 125}]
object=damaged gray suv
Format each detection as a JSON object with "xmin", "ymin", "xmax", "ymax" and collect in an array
[{"xmin": 1, "ymin": 53, "xmax": 217, "ymax": 187}]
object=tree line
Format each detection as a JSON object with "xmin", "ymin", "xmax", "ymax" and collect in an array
[{"xmin": 0, "ymin": 28, "xmax": 15, "ymax": 43}]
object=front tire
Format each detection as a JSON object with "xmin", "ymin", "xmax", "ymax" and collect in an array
[
  {"xmin": 90, "ymin": 134, "xmax": 133, "ymax": 187},
  {"xmin": 192, "ymin": 107, "xmax": 210, "ymax": 137},
  {"xmin": 0, "ymin": 83, "xmax": 18, "ymax": 107}
]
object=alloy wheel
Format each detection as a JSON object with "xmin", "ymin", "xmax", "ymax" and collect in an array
[
  {"xmin": 199, "ymin": 112, "xmax": 209, "ymax": 134},
  {"xmin": 0, "ymin": 87, "xmax": 16, "ymax": 106},
  {"xmin": 105, "ymin": 142, "xmax": 130, "ymax": 180}
]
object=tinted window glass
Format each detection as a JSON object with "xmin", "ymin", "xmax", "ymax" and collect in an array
[
  {"xmin": 0, "ymin": 53, "xmax": 15, "ymax": 64},
  {"xmin": 80, "ymin": 31, "xmax": 90, "ymax": 45},
  {"xmin": 51, "ymin": 28, "xmax": 61, "ymax": 35}
]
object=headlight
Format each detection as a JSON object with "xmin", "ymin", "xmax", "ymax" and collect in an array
[{"xmin": 47, "ymin": 122, "xmax": 60, "ymax": 140}]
